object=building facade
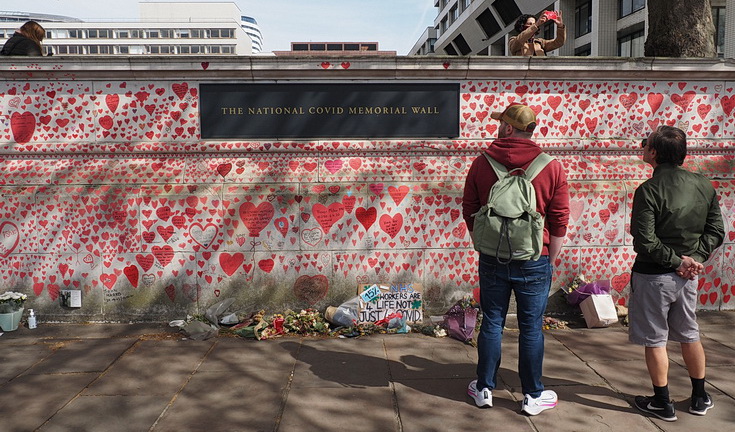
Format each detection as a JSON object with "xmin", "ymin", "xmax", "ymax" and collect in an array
[
  {"xmin": 410, "ymin": 0, "xmax": 734, "ymax": 58},
  {"xmin": 273, "ymin": 42, "xmax": 396, "ymax": 57},
  {"xmin": 0, "ymin": 2, "xmax": 260, "ymax": 56}
]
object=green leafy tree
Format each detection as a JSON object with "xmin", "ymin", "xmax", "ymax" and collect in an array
[{"xmin": 644, "ymin": 0, "xmax": 716, "ymax": 57}]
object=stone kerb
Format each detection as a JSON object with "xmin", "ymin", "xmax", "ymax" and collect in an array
[{"xmin": 0, "ymin": 57, "xmax": 733, "ymax": 322}]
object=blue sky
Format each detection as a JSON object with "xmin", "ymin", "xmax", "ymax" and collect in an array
[{"xmin": 16, "ymin": 0, "xmax": 435, "ymax": 54}]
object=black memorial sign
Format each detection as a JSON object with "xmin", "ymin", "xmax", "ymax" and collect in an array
[{"xmin": 200, "ymin": 83, "xmax": 459, "ymax": 139}]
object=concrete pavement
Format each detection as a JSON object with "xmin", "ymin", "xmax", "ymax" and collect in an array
[{"xmin": 1, "ymin": 312, "xmax": 733, "ymax": 432}]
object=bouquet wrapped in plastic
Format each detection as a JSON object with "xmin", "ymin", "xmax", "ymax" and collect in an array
[
  {"xmin": 443, "ymin": 296, "xmax": 479, "ymax": 343},
  {"xmin": 562, "ymin": 276, "xmax": 611, "ymax": 306}
]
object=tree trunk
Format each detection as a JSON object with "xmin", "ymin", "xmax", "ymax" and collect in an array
[{"xmin": 645, "ymin": 0, "xmax": 716, "ymax": 57}]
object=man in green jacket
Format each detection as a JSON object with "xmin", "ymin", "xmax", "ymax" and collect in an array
[{"xmin": 629, "ymin": 125, "xmax": 724, "ymax": 422}]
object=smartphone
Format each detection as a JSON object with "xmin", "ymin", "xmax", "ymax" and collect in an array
[{"xmin": 543, "ymin": 10, "xmax": 559, "ymax": 20}]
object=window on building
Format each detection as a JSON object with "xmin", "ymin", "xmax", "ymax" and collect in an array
[
  {"xmin": 361, "ymin": 43, "xmax": 377, "ymax": 51},
  {"xmin": 575, "ymin": 1, "xmax": 592, "ymax": 37},
  {"xmin": 453, "ymin": 34, "xmax": 471, "ymax": 55},
  {"xmin": 618, "ymin": 29, "xmax": 644, "ymax": 56},
  {"xmin": 160, "ymin": 30, "xmax": 173, "ymax": 38},
  {"xmin": 221, "ymin": 46, "xmax": 234, "ymax": 54},
  {"xmin": 118, "ymin": 46, "xmax": 129, "ymax": 54},
  {"xmin": 575, "ymin": 43, "xmax": 591, "ymax": 56},
  {"xmin": 441, "ymin": 17, "xmax": 448, "ymax": 33},
  {"xmin": 327, "ymin": 43, "xmax": 343, "ymax": 51},
  {"xmin": 436, "ymin": 24, "xmax": 442, "ymax": 38},
  {"xmin": 177, "ymin": 29, "xmax": 191, "ymax": 38},
  {"xmin": 147, "ymin": 30, "xmax": 160, "ymax": 38},
  {"xmin": 87, "ymin": 29, "xmax": 110, "ymax": 38},
  {"xmin": 211, "ymin": 29, "xmax": 232, "ymax": 38},
  {"xmin": 179, "ymin": 45, "xmax": 190, "ymax": 54},
  {"xmin": 190, "ymin": 45, "xmax": 202, "ymax": 54},
  {"xmin": 117, "ymin": 30, "xmax": 129, "ymax": 38},
  {"xmin": 463, "ymin": 0, "xmax": 472, "ymax": 11},
  {"xmin": 310, "ymin": 43, "xmax": 326, "ymax": 51},
  {"xmin": 450, "ymin": 5, "xmax": 459, "ymax": 24},
  {"xmin": 493, "ymin": 0, "xmax": 523, "ymax": 26},
  {"xmin": 191, "ymin": 29, "xmax": 207, "ymax": 38},
  {"xmin": 345, "ymin": 43, "xmax": 359, "ymax": 50},
  {"xmin": 476, "ymin": 8, "xmax": 501, "ymax": 38},
  {"xmin": 444, "ymin": 43, "xmax": 458, "ymax": 55},
  {"xmin": 543, "ymin": 21, "xmax": 555, "ymax": 40},
  {"xmin": 49, "ymin": 29, "xmax": 68, "ymax": 39},
  {"xmin": 713, "ymin": 6, "xmax": 725, "ymax": 57},
  {"xmin": 210, "ymin": 45, "xmax": 220, "ymax": 54},
  {"xmin": 619, "ymin": 0, "xmax": 645, "ymax": 19},
  {"xmin": 293, "ymin": 43, "xmax": 308, "ymax": 51},
  {"xmin": 428, "ymin": 37, "xmax": 437, "ymax": 53}
]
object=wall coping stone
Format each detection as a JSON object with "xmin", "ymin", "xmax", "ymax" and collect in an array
[{"xmin": 2, "ymin": 56, "xmax": 735, "ymax": 81}]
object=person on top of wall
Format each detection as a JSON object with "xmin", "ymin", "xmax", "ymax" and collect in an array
[
  {"xmin": 509, "ymin": 11, "xmax": 565, "ymax": 56},
  {"xmin": 1, "ymin": 21, "xmax": 46, "ymax": 56}
]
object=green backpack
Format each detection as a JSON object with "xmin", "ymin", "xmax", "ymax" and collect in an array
[{"xmin": 471, "ymin": 152, "xmax": 553, "ymax": 263}]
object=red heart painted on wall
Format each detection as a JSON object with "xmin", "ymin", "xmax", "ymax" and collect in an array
[
  {"xmin": 239, "ymin": 202, "xmax": 275, "ymax": 237},
  {"xmin": 293, "ymin": 275, "xmax": 329, "ymax": 305},
  {"xmin": 220, "ymin": 252, "xmax": 244, "ymax": 276},
  {"xmin": 11, "ymin": 111, "xmax": 35, "ymax": 144},
  {"xmin": 0, "ymin": 221, "xmax": 20, "ymax": 258}
]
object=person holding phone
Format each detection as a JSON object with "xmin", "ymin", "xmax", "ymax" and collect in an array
[{"xmin": 509, "ymin": 11, "xmax": 566, "ymax": 56}]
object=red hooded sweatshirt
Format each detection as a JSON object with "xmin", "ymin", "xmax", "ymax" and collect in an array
[{"xmin": 462, "ymin": 137, "xmax": 570, "ymax": 256}]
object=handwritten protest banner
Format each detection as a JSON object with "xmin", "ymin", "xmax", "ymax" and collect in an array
[{"xmin": 357, "ymin": 283, "xmax": 423, "ymax": 324}]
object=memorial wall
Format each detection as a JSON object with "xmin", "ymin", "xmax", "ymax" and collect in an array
[{"xmin": 0, "ymin": 57, "xmax": 733, "ymax": 321}]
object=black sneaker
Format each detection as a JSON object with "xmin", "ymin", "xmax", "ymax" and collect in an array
[
  {"xmin": 634, "ymin": 395, "xmax": 677, "ymax": 421},
  {"xmin": 689, "ymin": 393, "xmax": 714, "ymax": 415}
]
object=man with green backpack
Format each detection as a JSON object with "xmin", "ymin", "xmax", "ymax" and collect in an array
[{"xmin": 462, "ymin": 103, "xmax": 570, "ymax": 415}]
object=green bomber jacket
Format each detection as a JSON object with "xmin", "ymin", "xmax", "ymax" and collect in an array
[{"xmin": 630, "ymin": 163, "xmax": 725, "ymax": 274}]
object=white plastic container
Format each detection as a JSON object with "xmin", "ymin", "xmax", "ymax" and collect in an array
[{"xmin": 28, "ymin": 309, "xmax": 37, "ymax": 329}]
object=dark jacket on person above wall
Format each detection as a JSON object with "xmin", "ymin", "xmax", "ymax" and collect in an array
[{"xmin": 1, "ymin": 32, "xmax": 43, "ymax": 56}]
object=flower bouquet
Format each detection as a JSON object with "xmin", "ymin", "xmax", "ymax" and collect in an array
[
  {"xmin": 0, "ymin": 291, "xmax": 27, "ymax": 314},
  {"xmin": 443, "ymin": 295, "xmax": 479, "ymax": 344},
  {"xmin": 562, "ymin": 275, "xmax": 611, "ymax": 306}
]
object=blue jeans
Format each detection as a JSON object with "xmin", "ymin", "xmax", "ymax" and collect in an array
[{"xmin": 476, "ymin": 253, "xmax": 552, "ymax": 397}]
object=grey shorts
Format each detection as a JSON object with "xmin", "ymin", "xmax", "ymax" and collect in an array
[{"xmin": 628, "ymin": 272, "xmax": 700, "ymax": 347}]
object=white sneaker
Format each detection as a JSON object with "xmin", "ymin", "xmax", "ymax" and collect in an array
[
  {"xmin": 522, "ymin": 390, "xmax": 558, "ymax": 415},
  {"xmin": 467, "ymin": 380, "xmax": 492, "ymax": 407}
]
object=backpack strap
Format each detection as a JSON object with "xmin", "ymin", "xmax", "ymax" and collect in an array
[
  {"xmin": 524, "ymin": 153, "xmax": 554, "ymax": 181},
  {"xmin": 482, "ymin": 153, "xmax": 508, "ymax": 180}
]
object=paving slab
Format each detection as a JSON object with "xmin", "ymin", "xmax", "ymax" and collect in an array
[
  {"xmin": 278, "ymin": 386, "xmax": 398, "ymax": 432},
  {"xmin": 198, "ymin": 337, "xmax": 300, "ymax": 373},
  {"xmin": 290, "ymin": 338, "xmax": 391, "ymax": 388},
  {"xmin": 700, "ymin": 325, "xmax": 735, "ymax": 350},
  {"xmin": 498, "ymin": 333, "xmax": 610, "ymax": 388},
  {"xmin": 0, "ymin": 343, "xmax": 53, "ymax": 382},
  {"xmin": 25, "ymin": 338, "xmax": 135, "ymax": 374},
  {"xmin": 519, "ymin": 384, "xmax": 660, "ymax": 432},
  {"xmin": 667, "ymin": 336, "xmax": 735, "ymax": 367},
  {"xmin": 0, "ymin": 373, "xmax": 98, "ymax": 432},
  {"xmin": 153, "ymin": 370, "xmax": 290, "ymax": 432},
  {"xmin": 83, "ymin": 340, "xmax": 213, "ymax": 396},
  {"xmin": 38, "ymin": 395, "xmax": 171, "ymax": 432},
  {"xmin": 548, "ymin": 327, "xmax": 644, "ymax": 363},
  {"xmin": 702, "ymin": 365, "xmax": 735, "ymax": 399},
  {"xmin": 383, "ymin": 335, "xmax": 476, "ymax": 380},
  {"xmin": 393, "ymin": 379, "xmax": 533, "ymax": 432}
]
